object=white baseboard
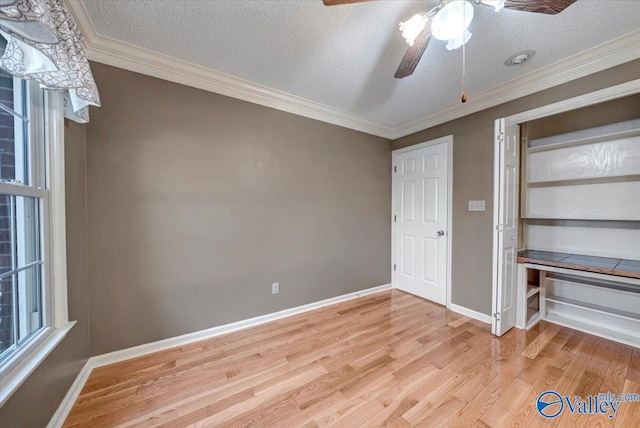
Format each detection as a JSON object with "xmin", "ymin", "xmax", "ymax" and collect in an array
[
  {"xmin": 90, "ymin": 283, "xmax": 392, "ymax": 368},
  {"xmin": 448, "ymin": 303, "xmax": 492, "ymax": 324},
  {"xmin": 46, "ymin": 359, "xmax": 92, "ymax": 428},
  {"xmin": 47, "ymin": 283, "xmax": 391, "ymax": 427}
]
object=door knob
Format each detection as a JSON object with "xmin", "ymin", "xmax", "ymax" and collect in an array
[{"xmin": 437, "ymin": 230, "xmax": 445, "ymax": 237}]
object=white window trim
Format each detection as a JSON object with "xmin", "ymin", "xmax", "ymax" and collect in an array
[
  {"xmin": 0, "ymin": 91, "xmax": 75, "ymax": 407},
  {"xmin": 46, "ymin": 92, "xmax": 69, "ymax": 329}
]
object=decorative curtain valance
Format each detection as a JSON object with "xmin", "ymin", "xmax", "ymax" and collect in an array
[{"xmin": 0, "ymin": 0, "xmax": 100, "ymax": 123}]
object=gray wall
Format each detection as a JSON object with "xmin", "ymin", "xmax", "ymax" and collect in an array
[
  {"xmin": 0, "ymin": 121, "xmax": 90, "ymax": 427},
  {"xmin": 86, "ymin": 63, "xmax": 392, "ymax": 355},
  {"xmin": 392, "ymin": 59, "xmax": 640, "ymax": 316}
]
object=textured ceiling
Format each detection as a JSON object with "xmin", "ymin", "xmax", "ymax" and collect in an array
[{"xmin": 82, "ymin": 0, "xmax": 640, "ymax": 128}]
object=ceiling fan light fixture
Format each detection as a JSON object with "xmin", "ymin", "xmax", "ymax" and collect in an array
[
  {"xmin": 399, "ymin": 13, "xmax": 426, "ymax": 46},
  {"xmin": 431, "ymin": 0, "xmax": 474, "ymax": 48},
  {"xmin": 479, "ymin": 0, "xmax": 505, "ymax": 12},
  {"xmin": 446, "ymin": 29, "xmax": 472, "ymax": 50}
]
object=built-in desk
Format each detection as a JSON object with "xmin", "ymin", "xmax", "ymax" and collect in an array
[
  {"xmin": 517, "ymin": 250, "xmax": 640, "ymax": 279},
  {"xmin": 516, "ymin": 250, "xmax": 640, "ymax": 348}
]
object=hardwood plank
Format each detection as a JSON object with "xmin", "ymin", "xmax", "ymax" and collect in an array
[
  {"xmin": 154, "ymin": 389, "xmax": 253, "ymax": 428},
  {"xmin": 413, "ymin": 396, "xmax": 468, "ymax": 427},
  {"xmin": 602, "ymin": 342, "xmax": 633, "ymax": 395},
  {"xmin": 477, "ymin": 378, "xmax": 532, "ymax": 427},
  {"xmin": 517, "ymin": 355, "xmax": 553, "ymax": 385},
  {"xmin": 299, "ymin": 354, "xmax": 394, "ymax": 410},
  {"xmin": 455, "ymin": 341, "xmax": 532, "ymax": 402},
  {"xmin": 387, "ymin": 417, "xmax": 414, "ymax": 428},
  {"xmin": 537, "ymin": 325, "xmax": 573, "ymax": 359},
  {"xmin": 502, "ymin": 364, "xmax": 564, "ymax": 427},
  {"xmin": 401, "ymin": 374, "xmax": 468, "ymax": 425},
  {"xmin": 449, "ymin": 355, "xmax": 533, "ymax": 427},
  {"xmin": 63, "ymin": 290, "xmax": 639, "ymax": 428},
  {"xmin": 614, "ymin": 379, "xmax": 640, "ymax": 428},
  {"xmin": 626, "ymin": 347, "xmax": 640, "ymax": 384},
  {"xmin": 585, "ymin": 343, "xmax": 635, "ymax": 428},
  {"xmin": 366, "ymin": 396, "xmax": 420, "ymax": 427},
  {"xmin": 551, "ymin": 329, "xmax": 589, "ymax": 371},
  {"xmin": 315, "ymin": 392, "xmax": 386, "ymax": 427},
  {"xmin": 521, "ymin": 323, "xmax": 561, "ymax": 359}
]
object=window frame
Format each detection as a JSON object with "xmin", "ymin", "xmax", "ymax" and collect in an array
[
  {"xmin": 0, "ymin": 78, "xmax": 50, "ymax": 365},
  {"xmin": 0, "ymin": 187, "xmax": 51, "ymax": 367},
  {"xmin": 0, "ymin": 81, "xmax": 74, "ymax": 407}
]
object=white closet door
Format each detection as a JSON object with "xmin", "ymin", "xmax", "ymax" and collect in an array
[
  {"xmin": 393, "ymin": 141, "xmax": 448, "ymax": 305},
  {"xmin": 492, "ymin": 118, "xmax": 520, "ymax": 336}
]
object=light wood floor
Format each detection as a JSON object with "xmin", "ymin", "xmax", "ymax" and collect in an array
[{"xmin": 64, "ymin": 290, "xmax": 640, "ymax": 427}]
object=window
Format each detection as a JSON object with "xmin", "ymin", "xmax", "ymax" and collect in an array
[
  {"xmin": 0, "ymin": 75, "xmax": 71, "ymax": 405},
  {"xmin": 0, "ymin": 76, "xmax": 50, "ymax": 370}
]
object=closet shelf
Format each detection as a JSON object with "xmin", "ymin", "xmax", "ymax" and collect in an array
[
  {"xmin": 527, "ymin": 173, "xmax": 640, "ymax": 186},
  {"xmin": 545, "ymin": 294, "xmax": 640, "ymax": 322},
  {"xmin": 528, "ymin": 119, "xmax": 640, "ymax": 153},
  {"xmin": 546, "ymin": 273, "xmax": 640, "ymax": 295},
  {"xmin": 526, "ymin": 286, "xmax": 539, "ymax": 299},
  {"xmin": 523, "ymin": 214, "xmax": 640, "ymax": 221},
  {"xmin": 544, "ymin": 312, "xmax": 640, "ymax": 348}
]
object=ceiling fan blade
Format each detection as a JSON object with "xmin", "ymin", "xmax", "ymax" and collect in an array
[
  {"xmin": 323, "ymin": 0, "xmax": 375, "ymax": 5},
  {"xmin": 395, "ymin": 23, "xmax": 431, "ymax": 79},
  {"xmin": 503, "ymin": 0, "xmax": 577, "ymax": 15}
]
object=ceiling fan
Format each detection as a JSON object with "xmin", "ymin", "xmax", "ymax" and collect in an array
[{"xmin": 323, "ymin": 0, "xmax": 577, "ymax": 79}]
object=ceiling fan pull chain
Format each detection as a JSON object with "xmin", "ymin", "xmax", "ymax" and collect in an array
[{"xmin": 461, "ymin": 1, "xmax": 468, "ymax": 103}]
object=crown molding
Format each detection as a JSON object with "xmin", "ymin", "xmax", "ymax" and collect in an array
[
  {"xmin": 66, "ymin": 1, "xmax": 640, "ymax": 141},
  {"xmin": 391, "ymin": 29, "xmax": 640, "ymax": 139},
  {"xmin": 64, "ymin": 0, "xmax": 395, "ymax": 139}
]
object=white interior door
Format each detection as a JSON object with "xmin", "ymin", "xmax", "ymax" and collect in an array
[
  {"xmin": 393, "ymin": 141, "xmax": 448, "ymax": 305},
  {"xmin": 492, "ymin": 118, "xmax": 520, "ymax": 336}
]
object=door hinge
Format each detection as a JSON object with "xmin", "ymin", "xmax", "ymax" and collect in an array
[
  {"xmin": 493, "ymin": 312, "xmax": 501, "ymax": 321},
  {"xmin": 393, "ymin": 264, "xmax": 396, "ymax": 271},
  {"xmin": 394, "ymin": 215, "xmax": 397, "ymax": 222},
  {"xmin": 495, "ymin": 224, "xmax": 503, "ymax": 232},
  {"xmin": 498, "ymin": 132, "xmax": 505, "ymax": 143},
  {"xmin": 394, "ymin": 166, "xmax": 397, "ymax": 173}
]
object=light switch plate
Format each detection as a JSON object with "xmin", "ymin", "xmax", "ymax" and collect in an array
[{"xmin": 468, "ymin": 200, "xmax": 486, "ymax": 211}]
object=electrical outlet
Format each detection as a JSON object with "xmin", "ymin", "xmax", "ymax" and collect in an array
[
  {"xmin": 468, "ymin": 200, "xmax": 486, "ymax": 212},
  {"xmin": 272, "ymin": 283, "xmax": 279, "ymax": 294}
]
